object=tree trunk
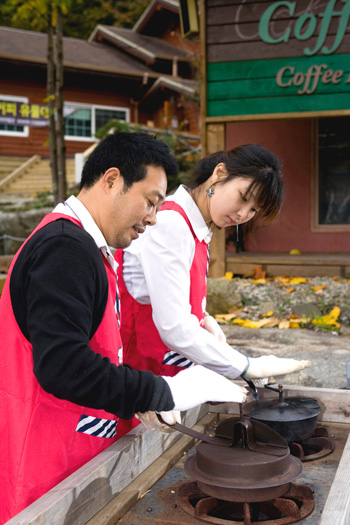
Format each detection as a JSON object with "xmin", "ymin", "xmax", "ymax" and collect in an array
[
  {"xmin": 47, "ymin": 0, "xmax": 58, "ymax": 204},
  {"xmin": 56, "ymin": 5, "xmax": 67, "ymax": 203}
]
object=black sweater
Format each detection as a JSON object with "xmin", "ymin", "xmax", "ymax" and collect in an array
[{"xmin": 10, "ymin": 218, "xmax": 174, "ymax": 419}]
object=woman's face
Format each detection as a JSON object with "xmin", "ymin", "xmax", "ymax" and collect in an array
[{"xmin": 209, "ymin": 176, "xmax": 260, "ymax": 228}]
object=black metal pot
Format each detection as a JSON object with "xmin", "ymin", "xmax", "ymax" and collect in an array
[{"xmin": 242, "ymin": 379, "xmax": 321, "ymax": 443}]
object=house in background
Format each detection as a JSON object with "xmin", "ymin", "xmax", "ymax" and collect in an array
[
  {"xmin": 0, "ymin": 0, "xmax": 200, "ymax": 160},
  {"xmin": 199, "ymin": 0, "xmax": 350, "ymax": 277}
]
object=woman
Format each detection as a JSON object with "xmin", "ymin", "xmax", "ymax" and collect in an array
[{"xmin": 115, "ymin": 144, "xmax": 310, "ymax": 386}]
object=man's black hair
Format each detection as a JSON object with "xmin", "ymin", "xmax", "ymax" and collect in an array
[{"xmin": 80, "ymin": 131, "xmax": 178, "ymax": 190}]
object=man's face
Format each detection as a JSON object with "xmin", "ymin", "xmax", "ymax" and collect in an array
[{"xmin": 107, "ymin": 165, "xmax": 167, "ymax": 249}]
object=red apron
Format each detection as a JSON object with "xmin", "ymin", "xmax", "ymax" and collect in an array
[
  {"xmin": 0, "ymin": 213, "xmax": 131, "ymax": 523},
  {"xmin": 115, "ymin": 201, "xmax": 209, "ymax": 378}
]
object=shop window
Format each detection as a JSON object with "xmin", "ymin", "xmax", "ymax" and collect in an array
[
  {"xmin": 0, "ymin": 95, "xmax": 29, "ymax": 137},
  {"xmin": 313, "ymin": 116, "xmax": 350, "ymax": 230},
  {"xmin": 64, "ymin": 103, "xmax": 129, "ymax": 141}
]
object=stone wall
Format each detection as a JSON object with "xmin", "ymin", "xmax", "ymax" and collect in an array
[{"xmin": 0, "ymin": 208, "xmax": 51, "ymax": 255}]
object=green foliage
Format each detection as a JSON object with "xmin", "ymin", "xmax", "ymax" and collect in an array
[
  {"xmin": 20, "ymin": 190, "xmax": 54, "ymax": 210},
  {"xmin": 95, "ymin": 119, "xmax": 141, "ymax": 139},
  {"xmin": 0, "ymin": 0, "xmax": 152, "ymax": 39},
  {"xmin": 20, "ymin": 187, "xmax": 78, "ymax": 210},
  {"xmin": 241, "ymin": 295, "xmax": 249, "ymax": 305},
  {"xmin": 0, "ymin": 0, "xmax": 72, "ymax": 32},
  {"xmin": 310, "ymin": 315, "xmax": 340, "ymax": 333},
  {"xmin": 95, "ymin": 119, "xmax": 200, "ymax": 193}
]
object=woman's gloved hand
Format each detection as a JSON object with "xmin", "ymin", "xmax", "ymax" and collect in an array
[
  {"xmin": 243, "ymin": 355, "xmax": 312, "ymax": 379},
  {"xmin": 203, "ymin": 314, "xmax": 226, "ymax": 342},
  {"xmin": 135, "ymin": 410, "xmax": 181, "ymax": 433},
  {"xmin": 162, "ymin": 365, "xmax": 247, "ymax": 411}
]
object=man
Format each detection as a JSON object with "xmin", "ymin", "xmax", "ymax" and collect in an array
[{"xmin": 0, "ymin": 132, "xmax": 247, "ymax": 523}]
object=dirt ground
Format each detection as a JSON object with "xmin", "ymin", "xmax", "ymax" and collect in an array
[{"xmin": 223, "ymin": 324, "xmax": 350, "ymax": 390}]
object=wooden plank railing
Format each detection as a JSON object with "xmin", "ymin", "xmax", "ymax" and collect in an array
[{"xmin": 0, "ymin": 155, "xmax": 40, "ymax": 192}]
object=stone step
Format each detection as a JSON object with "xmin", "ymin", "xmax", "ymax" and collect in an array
[
  {"xmin": 0, "ymin": 156, "xmax": 30, "ymax": 180},
  {"xmin": 1, "ymin": 158, "xmax": 76, "ymax": 195}
]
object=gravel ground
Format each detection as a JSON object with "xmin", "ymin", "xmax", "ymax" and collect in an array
[
  {"xmin": 207, "ymin": 276, "xmax": 350, "ymax": 333},
  {"xmin": 207, "ymin": 276, "xmax": 350, "ymax": 389},
  {"xmin": 223, "ymin": 324, "xmax": 350, "ymax": 389}
]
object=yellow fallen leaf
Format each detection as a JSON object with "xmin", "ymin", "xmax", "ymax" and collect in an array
[
  {"xmin": 214, "ymin": 313, "xmax": 238, "ymax": 321},
  {"xmin": 239, "ymin": 318, "xmax": 272, "ymax": 329},
  {"xmin": 312, "ymin": 306, "xmax": 341, "ymax": 327},
  {"xmin": 285, "ymin": 287, "xmax": 295, "ymax": 293},
  {"xmin": 290, "ymin": 319, "xmax": 302, "ymax": 328},
  {"xmin": 329, "ymin": 306, "xmax": 341, "ymax": 319},
  {"xmin": 274, "ymin": 276, "xmax": 290, "ymax": 283},
  {"xmin": 222, "ymin": 272, "xmax": 233, "ymax": 280},
  {"xmin": 312, "ymin": 318, "xmax": 340, "ymax": 328},
  {"xmin": 232, "ymin": 318, "xmax": 246, "ymax": 326},
  {"xmin": 311, "ymin": 285, "xmax": 327, "ymax": 291},
  {"xmin": 264, "ymin": 317, "xmax": 280, "ymax": 328},
  {"xmin": 261, "ymin": 310, "xmax": 274, "ymax": 317},
  {"xmin": 279, "ymin": 319, "xmax": 290, "ymax": 329},
  {"xmin": 289, "ymin": 278, "xmax": 307, "ymax": 284},
  {"xmin": 290, "ymin": 249, "xmax": 301, "ymax": 255},
  {"xmin": 252, "ymin": 278, "xmax": 268, "ymax": 284}
]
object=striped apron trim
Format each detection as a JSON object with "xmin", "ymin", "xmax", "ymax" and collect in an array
[
  {"xmin": 75, "ymin": 415, "xmax": 117, "ymax": 438},
  {"xmin": 162, "ymin": 350, "xmax": 194, "ymax": 368},
  {"xmin": 206, "ymin": 245, "xmax": 210, "ymax": 281}
]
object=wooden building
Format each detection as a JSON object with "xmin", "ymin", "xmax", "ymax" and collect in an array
[
  {"xmin": 199, "ymin": 0, "xmax": 350, "ymax": 277},
  {"xmin": 0, "ymin": 0, "xmax": 199, "ymax": 159}
]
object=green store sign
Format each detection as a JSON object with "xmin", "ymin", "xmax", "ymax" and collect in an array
[
  {"xmin": 207, "ymin": 0, "xmax": 350, "ymax": 117},
  {"xmin": 259, "ymin": 0, "xmax": 350, "ymax": 56}
]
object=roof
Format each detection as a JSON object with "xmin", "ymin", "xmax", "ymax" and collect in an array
[
  {"xmin": 0, "ymin": 26, "xmax": 158, "ymax": 78},
  {"xmin": 133, "ymin": 0, "xmax": 179, "ymax": 34},
  {"xmin": 89, "ymin": 25, "xmax": 192, "ymax": 65},
  {"xmin": 140, "ymin": 76, "xmax": 196, "ymax": 104}
]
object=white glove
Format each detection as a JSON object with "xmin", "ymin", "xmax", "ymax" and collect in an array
[
  {"xmin": 163, "ymin": 365, "xmax": 247, "ymax": 411},
  {"xmin": 204, "ymin": 314, "xmax": 226, "ymax": 342},
  {"xmin": 135, "ymin": 410, "xmax": 181, "ymax": 433},
  {"xmin": 244, "ymin": 355, "xmax": 312, "ymax": 380}
]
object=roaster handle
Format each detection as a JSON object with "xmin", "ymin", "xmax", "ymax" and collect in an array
[
  {"xmin": 156, "ymin": 416, "xmax": 233, "ymax": 447},
  {"xmin": 241, "ymin": 376, "xmax": 259, "ymax": 402},
  {"xmin": 264, "ymin": 383, "xmax": 286, "ymax": 405}
]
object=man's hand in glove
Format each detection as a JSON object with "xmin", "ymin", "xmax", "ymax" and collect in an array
[
  {"xmin": 162, "ymin": 365, "xmax": 247, "ymax": 411},
  {"xmin": 203, "ymin": 314, "xmax": 226, "ymax": 342},
  {"xmin": 135, "ymin": 410, "xmax": 181, "ymax": 433},
  {"xmin": 243, "ymin": 355, "xmax": 312, "ymax": 380}
]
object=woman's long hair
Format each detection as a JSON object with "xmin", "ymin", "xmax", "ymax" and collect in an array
[{"xmin": 189, "ymin": 144, "xmax": 284, "ymax": 222}]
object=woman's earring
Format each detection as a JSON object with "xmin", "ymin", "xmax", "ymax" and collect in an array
[
  {"xmin": 236, "ymin": 224, "xmax": 239, "ymax": 242},
  {"xmin": 206, "ymin": 187, "xmax": 214, "ymax": 198}
]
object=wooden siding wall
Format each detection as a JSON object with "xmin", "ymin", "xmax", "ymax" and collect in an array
[
  {"xmin": 1, "ymin": 62, "xmax": 199, "ymax": 158},
  {"xmin": 0, "ymin": 65, "xmax": 135, "ymax": 157},
  {"xmin": 225, "ymin": 118, "xmax": 350, "ymax": 253},
  {"xmin": 183, "ymin": 99, "xmax": 200, "ymax": 134},
  {"xmin": 206, "ymin": 0, "xmax": 350, "ymax": 117},
  {"xmin": 140, "ymin": 8, "xmax": 200, "ymax": 56},
  {"xmin": 139, "ymin": 100, "xmax": 199, "ymax": 134}
]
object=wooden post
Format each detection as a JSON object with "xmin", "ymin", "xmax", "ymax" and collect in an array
[
  {"xmin": 206, "ymin": 124, "xmax": 225, "ymax": 155},
  {"xmin": 199, "ymin": 0, "xmax": 207, "ymax": 156},
  {"xmin": 207, "ymin": 123, "xmax": 226, "ymax": 277},
  {"xmin": 199, "ymin": 0, "xmax": 226, "ymax": 278}
]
